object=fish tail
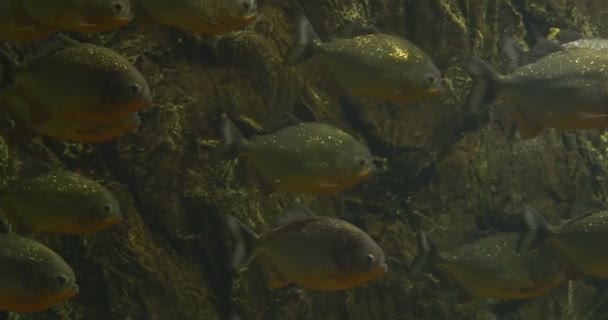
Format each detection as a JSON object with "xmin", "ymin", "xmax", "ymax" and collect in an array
[
  {"xmin": 0, "ymin": 50, "xmax": 18, "ymax": 88},
  {"xmin": 284, "ymin": 15, "xmax": 321, "ymax": 65},
  {"xmin": 211, "ymin": 113, "xmax": 248, "ymax": 161},
  {"xmin": 501, "ymin": 36, "xmax": 526, "ymax": 71},
  {"xmin": 408, "ymin": 231, "xmax": 437, "ymax": 278},
  {"xmin": 225, "ymin": 215, "xmax": 259, "ymax": 272},
  {"xmin": 465, "ymin": 56, "xmax": 501, "ymax": 112},
  {"xmin": 516, "ymin": 205, "xmax": 553, "ymax": 253}
]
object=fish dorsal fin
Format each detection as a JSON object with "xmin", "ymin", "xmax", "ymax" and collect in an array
[
  {"xmin": 276, "ymin": 205, "xmax": 317, "ymax": 227},
  {"xmin": 566, "ymin": 198, "xmax": 608, "ymax": 222},
  {"xmin": 262, "ymin": 113, "xmax": 303, "ymax": 134},
  {"xmin": 334, "ymin": 21, "xmax": 381, "ymax": 39},
  {"xmin": 24, "ymin": 34, "xmax": 80, "ymax": 62}
]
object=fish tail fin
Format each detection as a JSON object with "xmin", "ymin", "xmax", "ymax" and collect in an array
[
  {"xmin": 465, "ymin": 56, "xmax": 501, "ymax": 112},
  {"xmin": 211, "ymin": 113, "xmax": 248, "ymax": 161},
  {"xmin": 0, "ymin": 50, "xmax": 18, "ymax": 88},
  {"xmin": 408, "ymin": 231, "xmax": 437, "ymax": 278},
  {"xmin": 284, "ymin": 16, "xmax": 321, "ymax": 65},
  {"xmin": 501, "ymin": 36, "xmax": 526, "ymax": 71},
  {"xmin": 225, "ymin": 215, "xmax": 259, "ymax": 272},
  {"xmin": 516, "ymin": 205, "xmax": 553, "ymax": 253}
]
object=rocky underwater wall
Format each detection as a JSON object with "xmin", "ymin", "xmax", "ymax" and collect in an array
[{"xmin": 5, "ymin": 0, "xmax": 608, "ymax": 319}]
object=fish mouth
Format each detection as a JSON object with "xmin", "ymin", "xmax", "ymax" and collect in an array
[
  {"xmin": 104, "ymin": 215, "xmax": 122, "ymax": 225},
  {"xmin": 358, "ymin": 166, "xmax": 375, "ymax": 179},
  {"xmin": 379, "ymin": 262, "xmax": 388, "ymax": 274}
]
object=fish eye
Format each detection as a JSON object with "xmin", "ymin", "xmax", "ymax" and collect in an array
[
  {"xmin": 128, "ymin": 84, "xmax": 141, "ymax": 94},
  {"xmin": 112, "ymin": 2, "xmax": 124, "ymax": 14},
  {"xmin": 425, "ymin": 74, "xmax": 437, "ymax": 85},
  {"xmin": 56, "ymin": 275, "xmax": 68, "ymax": 286},
  {"xmin": 103, "ymin": 204, "xmax": 114, "ymax": 214},
  {"xmin": 356, "ymin": 157, "xmax": 369, "ymax": 167},
  {"xmin": 366, "ymin": 254, "xmax": 375, "ymax": 265}
]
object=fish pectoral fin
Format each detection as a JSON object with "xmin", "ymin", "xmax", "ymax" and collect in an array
[
  {"xmin": 505, "ymin": 99, "xmax": 543, "ymax": 139},
  {"xmin": 265, "ymin": 266, "xmax": 289, "ymax": 289},
  {"xmin": 196, "ymin": 16, "xmax": 221, "ymax": 26}
]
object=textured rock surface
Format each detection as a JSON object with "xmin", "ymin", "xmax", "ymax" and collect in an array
[{"xmin": 4, "ymin": 0, "xmax": 608, "ymax": 319}]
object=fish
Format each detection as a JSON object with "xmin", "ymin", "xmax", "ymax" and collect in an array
[
  {"xmin": 501, "ymin": 36, "xmax": 564, "ymax": 71},
  {"xmin": 135, "ymin": 0, "xmax": 257, "ymax": 36},
  {"xmin": 0, "ymin": 170, "xmax": 122, "ymax": 234},
  {"xmin": 20, "ymin": 0, "xmax": 133, "ymax": 33},
  {"xmin": 501, "ymin": 34, "xmax": 608, "ymax": 70},
  {"xmin": 467, "ymin": 47, "xmax": 608, "ymax": 139},
  {"xmin": 410, "ymin": 231, "xmax": 565, "ymax": 300},
  {"xmin": 0, "ymin": 0, "xmax": 56, "ymax": 40},
  {"xmin": 517, "ymin": 204, "xmax": 608, "ymax": 279},
  {"xmin": 226, "ymin": 207, "xmax": 387, "ymax": 291},
  {"xmin": 563, "ymin": 38, "xmax": 608, "ymax": 52},
  {"xmin": 0, "ymin": 233, "xmax": 77, "ymax": 312},
  {"xmin": 0, "ymin": 36, "xmax": 151, "ymax": 128},
  {"xmin": 30, "ymin": 112, "xmax": 141, "ymax": 143},
  {"xmin": 285, "ymin": 16, "xmax": 444, "ymax": 104},
  {"xmin": 216, "ymin": 113, "xmax": 375, "ymax": 194},
  {"xmin": 547, "ymin": 27, "xmax": 584, "ymax": 44}
]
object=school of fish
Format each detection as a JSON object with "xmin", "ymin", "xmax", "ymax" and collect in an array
[{"xmin": 0, "ymin": 0, "xmax": 604, "ymax": 317}]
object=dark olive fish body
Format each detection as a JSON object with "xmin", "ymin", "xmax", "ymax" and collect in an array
[
  {"xmin": 285, "ymin": 17, "xmax": 443, "ymax": 104},
  {"xmin": 1, "ymin": 170, "xmax": 122, "ymax": 234},
  {"xmin": 6, "ymin": 42, "xmax": 151, "ymax": 124},
  {"xmin": 411, "ymin": 232, "xmax": 564, "ymax": 300},
  {"xmin": 0, "ymin": 233, "xmax": 77, "ymax": 312},
  {"xmin": 228, "ymin": 209, "xmax": 387, "ymax": 291},
  {"xmin": 136, "ymin": 0, "xmax": 257, "ymax": 36},
  {"xmin": 0, "ymin": 0, "xmax": 56, "ymax": 40},
  {"xmin": 20, "ymin": 0, "xmax": 133, "ymax": 32},
  {"xmin": 519, "ymin": 206, "xmax": 608, "ymax": 278},
  {"xmin": 218, "ymin": 114, "xmax": 374, "ymax": 194},
  {"xmin": 468, "ymin": 48, "xmax": 608, "ymax": 139},
  {"xmin": 30, "ymin": 112, "xmax": 141, "ymax": 143}
]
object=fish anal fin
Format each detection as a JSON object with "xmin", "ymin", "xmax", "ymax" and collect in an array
[
  {"xmin": 262, "ymin": 261, "xmax": 289, "ymax": 289},
  {"xmin": 276, "ymin": 206, "xmax": 316, "ymax": 226},
  {"xmin": 504, "ymin": 98, "xmax": 543, "ymax": 139}
]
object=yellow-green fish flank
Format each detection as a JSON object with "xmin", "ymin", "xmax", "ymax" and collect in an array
[
  {"xmin": 217, "ymin": 114, "xmax": 375, "ymax": 194},
  {"xmin": 0, "ymin": 233, "xmax": 77, "ymax": 312},
  {"xmin": 1, "ymin": 170, "xmax": 122, "ymax": 234}
]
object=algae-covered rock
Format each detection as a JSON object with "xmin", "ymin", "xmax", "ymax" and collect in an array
[{"xmin": 3, "ymin": 0, "xmax": 608, "ymax": 319}]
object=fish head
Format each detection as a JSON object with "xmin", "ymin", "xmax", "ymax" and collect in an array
[
  {"xmin": 88, "ymin": 0, "xmax": 133, "ymax": 28},
  {"xmin": 100, "ymin": 64, "xmax": 153, "ymax": 119},
  {"xmin": 222, "ymin": 0, "xmax": 258, "ymax": 24},
  {"xmin": 329, "ymin": 141, "xmax": 375, "ymax": 184},
  {"xmin": 331, "ymin": 228, "xmax": 387, "ymax": 286},
  {"xmin": 397, "ymin": 59, "xmax": 444, "ymax": 101},
  {"xmin": 28, "ymin": 254, "xmax": 78, "ymax": 306},
  {"xmin": 77, "ymin": 186, "xmax": 123, "ymax": 233}
]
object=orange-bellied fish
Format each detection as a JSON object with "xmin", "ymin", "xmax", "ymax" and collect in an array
[
  {"xmin": 215, "ymin": 113, "xmax": 375, "ymax": 194},
  {"xmin": 0, "ymin": 0, "xmax": 56, "ymax": 40},
  {"xmin": 0, "ymin": 36, "xmax": 152, "ymax": 128},
  {"xmin": 518, "ymin": 204, "xmax": 608, "ymax": 279},
  {"xmin": 29, "ymin": 112, "xmax": 141, "ymax": 143},
  {"xmin": 20, "ymin": 0, "xmax": 133, "ymax": 33},
  {"xmin": 227, "ymin": 207, "xmax": 387, "ymax": 291},
  {"xmin": 285, "ymin": 16, "xmax": 444, "ymax": 104},
  {"xmin": 410, "ymin": 231, "xmax": 565, "ymax": 300},
  {"xmin": 135, "ymin": 0, "xmax": 257, "ymax": 36},
  {"xmin": 467, "ymin": 47, "xmax": 608, "ymax": 139},
  {"xmin": 0, "ymin": 233, "xmax": 78, "ymax": 312},
  {"xmin": 0, "ymin": 170, "xmax": 122, "ymax": 234}
]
